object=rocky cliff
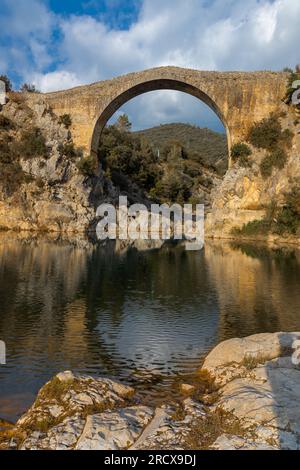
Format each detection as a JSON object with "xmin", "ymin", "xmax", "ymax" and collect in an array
[
  {"xmin": 0, "ymin": 93, "xmax": 115, "ymax": 233},
  {"xmin": 206, "ymin": 103, "xmax": 300, "ymax": 243}
]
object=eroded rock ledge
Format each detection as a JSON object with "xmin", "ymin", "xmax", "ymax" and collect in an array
[{"xmin": 1, "ymin": 332, "xmax": 300, "ymax": 450}]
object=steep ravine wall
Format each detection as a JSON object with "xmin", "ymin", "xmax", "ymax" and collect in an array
[{"xmin": 205, "ymin": 104, "xmax": 300, "ymax": 245}]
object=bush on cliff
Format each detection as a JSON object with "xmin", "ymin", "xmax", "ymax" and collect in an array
[
  {"xmin": 0, "ymin": 115, "xmax": 14, "ymax": 130},
  {"xmin": 20, "ymin": 83, "xmax": 40, "ymax": 93},
  {"xmin": 231, "ymin": 142, "xmax": 252, "ymax": 167},
  {"xmin": 232, "ymin": 187, "xmax": 300, "ymax": 237},
  {"xmin": 58, "ymin": 141, "xmax": 82, "ymax": 160},
  {"xmin": 58, "ymin": 114, "xmax": 72, "ymax": 129},
  {"xmin": 17, "ymin": 127, "xmax": 48, "ymax": 159},
  {"xmin": 248, "ymin": 114, "xmax": 291, "ymax": 151},
  {"xmin": 0, "ymin": 134, "xmax": 26, "ymax": 196},
  {"xmin": 260, "ymin": 148, "xmax": 288, "ymax": 179},
  {"xmin": 76, "ymin": 155, "xmax": 98, "ymax": 177},
  {"xmin": 274, "ymin": 187, "xmax": 300, "ymax": 235}
]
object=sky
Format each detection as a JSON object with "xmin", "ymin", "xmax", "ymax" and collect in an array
[{"xmin": 0, "ymin": 0, "xmax": 300, "ymax": 131}]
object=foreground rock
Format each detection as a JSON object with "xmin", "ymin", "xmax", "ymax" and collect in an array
[
  {"xmin": 1, "ymin": 332, "xmax": 300, "ymax": 450},
  {"xmin": 0, "ymin": 371, "xmax": 206, "ymax": 450},
  {"xmin": 203, "ymin": 332, "xmax": 300, "ymax": 450}
]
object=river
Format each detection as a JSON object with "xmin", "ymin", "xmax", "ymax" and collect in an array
[{"xmin": 1, "ymin": 234, "xmax": 300, "ymax": 422}]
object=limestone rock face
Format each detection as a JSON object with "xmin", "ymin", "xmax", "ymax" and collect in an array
[
  {"xmin": 203, "ymin": 332, "xmax": 300, "ymax": 450},
  {"xmin": 0, "ymin": 99, "xmax": 108, "ymax": 233},
  {"xmin": 206, "ymin": 108, "xmax": 300, "ymax": 239}
]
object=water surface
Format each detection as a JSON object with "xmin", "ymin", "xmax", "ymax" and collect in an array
[{"xmin": 1, "ymin": 235, "xmax": 300, "ymax": 422}]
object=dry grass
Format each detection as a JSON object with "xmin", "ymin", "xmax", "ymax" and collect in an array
[
  {"xmin": 38, "ymin": 377, "xmax": 75, "ymax": 403},
  {"xmin": 241, "ymin": 353, "xmax": 271, "ymax": 370},
  {"xmin": 191, "ymin": 369, "xmax": 219, "ymax": 401},
  {"xmin": 184, "ymin": 408, "xmax": 247, "ymax": 450}
]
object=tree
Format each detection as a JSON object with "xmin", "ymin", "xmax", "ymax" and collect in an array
[
  {"xmin": 115, "ymin": 114, "xmax": 132, "ymax": 132},
  {"xmin": 0, "ymin": 74, "xmax": 12, "ymax": 92},
  {"xmin": 20, "ymin": 83, "xmax": 40, "ymax": 93}
]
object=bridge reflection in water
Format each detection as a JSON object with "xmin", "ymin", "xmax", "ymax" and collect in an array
[{"xmin": 0, "ymin": 234, "xmax": 300, "ymax": 422}]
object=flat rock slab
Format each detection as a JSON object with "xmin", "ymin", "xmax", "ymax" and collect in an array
[{"xmin": 75, "ymin": 406, "xmax": 153, "ymax": 450}]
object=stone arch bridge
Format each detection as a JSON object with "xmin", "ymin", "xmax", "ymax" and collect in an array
[{"xmin": 29, "ymin": 67, "xmax": 287, "ymax": 163}]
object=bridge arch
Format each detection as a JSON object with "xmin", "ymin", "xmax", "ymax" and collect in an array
[
  {"xmin": 34, "ymin": 67, "xmax": 287, "ymax": 163},
  {"xmin": 90, "ymin": 78, "xmax": 231, "ymax": 161}
]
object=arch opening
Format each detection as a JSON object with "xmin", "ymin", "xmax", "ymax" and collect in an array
[{"xmin": 90, "ymin": 78, "xmax": 231, "ymax": 159}]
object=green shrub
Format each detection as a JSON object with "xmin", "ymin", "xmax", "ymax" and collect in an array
[
  {"xmin": 260, "ymin": 156, "xmax": 273, "ymax": 178},
  {"xmin": 0, "ymin": 115, "xmax": 14, "ymax": 130},
  {"xmin": 8, "ymin": 92, "xmax": 26, "ymax": 106},
  {"xmin": 58, "ymin": 141, "xmax": 80, "ymax": 160},
  {"xmin": 232, "ymin": 187, "xmax": 300, "ymax": 238},
  {"xmin": 260, "ymin": 148, "xmax": 288, "ymax": 178},
  {"xmin": 274, "ymin": 206, "xmax": 300, "ymax": 235},
  {"xmin": 270, "ymin": 148, "xmax": 288, "ymax": 169},
  {"xmin": 285, "ymin": 186, "xmax": 300, "ymax": 213},
  {"xmin": 0, "ymin": 137, "xmax": 13, "ymax": 164},
  {"xmin": 273, "ymin": 186, "xmax": 300, "ymax": 235},
  {"xmin": 17, "ymin": 127, "xmax": 48, "ymax": 159},
  {"xmin": 0, "ymin": 162, "xmax": 25, "ymax": 196},
  {"xmin": 77, "ymin": 155, "xmax": 98, "ymax": 176},
  {"xmin": 231, "ymin": 219, "xmax": 270, "ymax": 236},
  {"xmin": 58, "ymin": 114, "xmax": 72, "ymax": 129},
  {"xmin": 231, "ymin": 142, "xmax": 252, "ymax": 161},
  {"xmin": 20, "ymin": 83, "xmax": 40, "ymax": 93},
  {"xmin": 248, "ymin": 115, "xmax": 283, "ymax": 151}
]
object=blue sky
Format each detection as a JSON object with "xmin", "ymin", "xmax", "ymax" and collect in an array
[
  {"xmin": 1, "ymin": 0, "xmax": 300, "ymax": 131},
  {"xmin": 48, "ymin": 0, "xmax": 141, "ymax": 28}
]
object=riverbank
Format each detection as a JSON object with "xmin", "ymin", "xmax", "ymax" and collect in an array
[{"xmin": 1, "ymin": 332, "xmax": 300, "ymax": 450}]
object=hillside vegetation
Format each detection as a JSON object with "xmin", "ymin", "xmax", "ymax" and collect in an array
[
  {"xmin": 99, "ymin": 117, "xmax": 225, "ymax": 205},
  {"xmin": 135, "ymin": 123, "xmax": 228, "ymax": 175}
]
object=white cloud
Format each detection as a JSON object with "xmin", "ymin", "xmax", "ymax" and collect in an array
[
  {"xmin": 32, "ymin": 71, "xmax": 82, "ymax": 92},
  {"xmin": 108, "ymin": 90, "xmax": 225, "ymax": 132}
]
